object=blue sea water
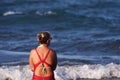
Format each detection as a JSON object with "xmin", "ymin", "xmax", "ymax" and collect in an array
[{"xmin": 0, "ymin": 0, "xmax": 120, "ymax": 80}]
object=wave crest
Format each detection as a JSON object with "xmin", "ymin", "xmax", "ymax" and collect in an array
[
  {"xmin": 0, "ymin": 63, "xmax": 120, "ymax": 80},
  {"xmin": 3, "ymin": 11, "xmax": 22, "ymax": 16},
  {"xmin": 56, "ymin": 63, "xmax": 120, "ymax": 80},
  {"xmin": 36, "ymin": 10, "xmax": 57, "ymax": 16}
]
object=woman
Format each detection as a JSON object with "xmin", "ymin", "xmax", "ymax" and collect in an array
[{"xmin": 29, "ymin": 31, "xmax": 57, "ymax": 80}]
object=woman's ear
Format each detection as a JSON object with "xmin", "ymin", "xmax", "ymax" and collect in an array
[
  {"xmin": 46, "ymin": 40, "xmax": 50, "ymax": 46},
  {"xmin": 37, "ymin": 37, "xmax": 39, "ymax": 42},
  {"xmin": 37, "ymin": 38, "xmax": 40, "ymax": 44}
]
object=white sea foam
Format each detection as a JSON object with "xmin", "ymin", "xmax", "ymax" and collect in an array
[
  {"xmin": 3, "ymin": 11, "xmax": 22, "ymax": 16},
  {"xmin": 0, "ymin": 63, "xmax": 120, "ymax": 80},
  {"xmin": 36, "ymin": 11, "xmax": 56, "ymax": 16},
  {"xmin": 3, "ymin": 10, "xmax": 56, "ymax": 16},
  {"xmin": 0, "ymin": 50, "xmax": 29, "ymax": 56},
  {"xmin": 56, "ymin": 63, "xmax": 120, "ymax": 80},
  {"xmin": 0, "ymin": 65, "xmax": 32, "ymax": 80}
]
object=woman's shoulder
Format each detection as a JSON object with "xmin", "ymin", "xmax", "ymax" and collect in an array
[
  {"xmin": 48, "ymin": 48, "xmax": 57, "ymax": 57},
  {"xmin": 49, "ymin": 48, "xmax": 56, "ymax": 53},
  {"xmin": 30, "ymin": 48, "xmax": 36, "ymax": 55}
]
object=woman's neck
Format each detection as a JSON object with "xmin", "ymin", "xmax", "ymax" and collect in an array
[{"xmin": 38, "ymin": 44, "xmax": 48, "ymax": 47}]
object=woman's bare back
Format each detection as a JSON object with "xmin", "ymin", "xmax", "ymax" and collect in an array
[{"xmin": 30, "ymin": 46, "xmax": 57, "ymax": 77}]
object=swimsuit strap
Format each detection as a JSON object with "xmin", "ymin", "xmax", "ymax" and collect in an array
[
  {"xmin": 35, "ymin": 49, "xmax": 42, "ymax": 61},
  {"xmin": 36, "ymin": 48, "xmax": 50, "ymax": 63},
  {"xmin": 42, "ymin": 50, "xmax": 51, "ymax": 67},
  {"xmin": 43, "ymin": 49, "xmax": 50, "ymax": 62},
  {"xmin": 34, "ymin": 49, "xmax": 42, "ymax": 71},
  {"xmin": 34, "ymin": 49, "xmax": 51, "ymax": 71}
]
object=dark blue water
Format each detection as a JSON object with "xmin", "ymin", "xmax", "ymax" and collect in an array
[{"xmin": 0, "ymin": 0, "xmax": 120, "ymax": 66}]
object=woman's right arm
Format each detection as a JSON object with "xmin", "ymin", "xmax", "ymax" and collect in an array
[{"xmin": 29, "ymin": 49, "xmax": 34, "ymax": 72}]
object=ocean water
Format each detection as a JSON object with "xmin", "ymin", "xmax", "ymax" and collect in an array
[{"xmin": 0, "ymin": 0, "xmax": 120, "ymax": 80}]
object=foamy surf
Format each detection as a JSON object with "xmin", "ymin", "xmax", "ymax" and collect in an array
[
  {"xmin": 3, "ymin": 11, "xmax": 22, "ymax": 16},
  {"xmin": 0, "ymin": 63, "xmax": 120, "ymax": 80},
  {"xmin": 36, "ymin": 11, "xmax": 57, "ymax": 16},
  {"xmin": 3, "ymin": 10, "xmax": 56, "ymax": 16}
]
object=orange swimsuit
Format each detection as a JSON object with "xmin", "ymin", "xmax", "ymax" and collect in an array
[{"xmin": 32, "ymin": 49, "xmax": 55, "ymax": 80}]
